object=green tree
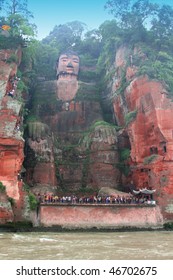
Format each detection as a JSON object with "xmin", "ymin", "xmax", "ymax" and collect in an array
[
  {"xmin": 151, "ymin": 5, "xmax": 173, "ymax": 49},
  {"xmin": 79, "ymin": 29, "xmax": 101, "ymax": 58},
  {"xmin": 105, "ymin": 0, "xmax": 158, "ymax": 28},
  {"xmin": 32, "ymin": 42, "xmax": 58, "ymax": 80},
  {"xmin": 42, "ymin": 21, "xmax": 86, "ymax": 53},
  {"xmin": 1, "ymin": 0, "xmax": 36, "ymax": 38},
  {"xmin": 105, "ymin": 0, "xmax": 132, "ymax": 21},
  {"xmin": 97, "ymin": 20, "xmax": 123, "ymax": 73},
  {"xmin": 4, "ymin": 0, "xmax": 33, "ymax": 18},
  {"xmin": 105, "ymin": 0, "xmax": 173, "ymax": 48}
]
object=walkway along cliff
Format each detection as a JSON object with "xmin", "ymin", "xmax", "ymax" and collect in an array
[{"xmin": 0, "ymin": 44, "xmax": 173, "ymax": 229}]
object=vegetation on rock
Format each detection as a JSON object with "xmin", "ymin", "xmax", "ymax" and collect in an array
[{"xmin": 0, "ymin": 181, "xmax": 6, "ymax": 193}]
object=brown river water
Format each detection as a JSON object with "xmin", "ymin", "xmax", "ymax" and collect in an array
[{"xmin": 0, "ymin": 231, "xmax": 173, "ymax": 260}]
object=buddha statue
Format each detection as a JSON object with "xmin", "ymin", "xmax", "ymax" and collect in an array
[
  {"xmin": 56, "ymin": 51, "xmax": 80, "ymax": 101},
  {"xmin": 57, "ymin": 51, "xmax": 80, "ymax": 78}
]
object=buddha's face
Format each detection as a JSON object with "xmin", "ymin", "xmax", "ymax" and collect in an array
[{"xmin": 57, "ymin": 53, "xmax": 80, "ymax": 76}]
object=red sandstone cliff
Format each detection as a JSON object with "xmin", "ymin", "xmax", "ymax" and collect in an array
[
  {"xmin": 0, "ymin": 48, "xmax": 28, "ymax": 223},
  {"xmin": 110, "ymin": 45, "xmax": 173, "ymax": 220}
]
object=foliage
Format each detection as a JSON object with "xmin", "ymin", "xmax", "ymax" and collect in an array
[
  {"xmin": 105, "ymin": 0, "xmax": 159, "ymax": 28},
  {"xmin": 97, "ymin": 20, "xmax": 123, "ymax": 73},
  {"xmin": 6, "ymin": 53, "xmax": 18, "ymax": 63},
  {"xmin": 7, "ymin": 196, "xmax": 15, "ymax": 206},
  {"xmin": 81, "ymin": 148, "xmax": 91, "ymax": 189},
  {"xmin": 143, "ymin": 154, "xmax": 158, "ymax": 165},
  {"xmin": 151, "ymin": 5, "xmax": 173, "ymax": 45},
  {"xmin": 0, "ymin": 34, "xmax": 22, "ymax": 48},
  {"xmin": 136, "ymin": 47, "xmax": 173, "ymax": 95},
  {"xmin": 7, "ymin": 13, "xmax": 36, "ymax": 38},
  {"xmin": 42, "ymin": 21, "xmax": 87, "ymax": 52},
  {"xmin": 104, "ymin": 1, "xmax": 173, "ymax": 49},
  {"xmin": 90, "ymin": 120, "xmax": 115, "ymax": 130},
  {"xmin": 79, "ymin": 70, "xmax": 98, "ymax": 83},
  {"xmin": 2, "ymin": 0, "xmax": 33, "ymax": 19},
  {"xmin": 113, "ymin": 70, "xmax": 130, "ymax": 97},
  {"xmin": 94, "ymin": 1, "xmax": 173, "ymax": 106},
  {"xmin": 17, "ymin": 79, "xmax": 27, "ymax": 92},
  {"xmin": 22, "ymin": 182, "xmax": 30, "ymax": 192},
  {"xmin": 30, "ymin": 42, "xmax": 58, "ymax": 80},
  {"xmin": 28, "ymin": 192, "xmax": 38, "ymax": 210},
  {"xmin": 116, "ymin": 162, "xmax": 130, "ymax": 176},
  {"xmin": 0, "ymin": 181, "xmax": 6, "ymax": 192},
  {"xmin": 27, "ymin": 121, "xmax": 49, "ymax": 140},
  {"xmin": 80, "ymin": 54, "xmax": 98, "ymax": 67},
  {"xmin": 116, "ymin": 148, "xmax": 131, "ymax": 176},
  {"xmin": 0, "ymin": 0, "xmax": 36, "ymax": 49},
  {"xmin": 119, "ymin": 148, "xmax": 130, "ymax": 161},
  {"xmin": 164, "ymin": 222, "xmax": 173, "ymax": 230},
  {"xmin": 125, "ymin": 110, "xmax": 137, "ymax": 126},
  {"xmin": 78, "ymin": 29, "xmax": 101, "ymax": 58},
  {"xmin": 25, "ymin": 114, "xmax": 39, "ymax": 124}
]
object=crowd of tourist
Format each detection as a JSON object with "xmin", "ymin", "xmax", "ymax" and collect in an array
[
  {"xmin": 35, "ymin": 193, "xmax": 155, "ymax": 205},
  {"xmin": 6, "ymin": 75, "xmax": 20, "ymax": 98},
  {"xmin": 5, "ymin": 75, "xmax": 22, "ymax": 132}
]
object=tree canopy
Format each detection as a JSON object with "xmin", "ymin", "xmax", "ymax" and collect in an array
[
  {"xmin": 105, "ymin": 0, "xmax": 173, "ymax": 41},
  {"xmin": 0, "ymin": 0, "xmax": 36, "ymax": 41},
  {"xmin": 1, "ymin": 0, "xmax": 173, "ymax": 96}
]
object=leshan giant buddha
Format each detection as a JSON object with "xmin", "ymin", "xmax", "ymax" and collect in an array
[{"xmin": 56, "ymin": 51, "xmax": 80, "ymax": 101}]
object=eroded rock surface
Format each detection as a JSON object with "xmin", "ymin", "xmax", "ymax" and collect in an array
[
  {"xmin": 110, "ymin": 45, "xmax": 173, "ymax": 219},
  {"xmin": 0, "ymin": 48, "xmax": 27, "ymax": 223}
]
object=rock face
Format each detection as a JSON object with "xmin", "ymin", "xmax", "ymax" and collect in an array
[
  {"xmin": 0, "ymin": 192, "xmax": 14, "ymax": 224},
  {"xmin": 25, "ymin": 121, "xmax": 57, "ymax": 189},
  {"xmin": 110, "ymin": 45, "xmax": 173, "ymax": 220},
  {"xmin": 0, "ymin": 48, "xmax": 27, "ymax": 222},
  {"xmin": 24, "ymin": 53, "xmax": 120, "ymax": 194},
  {"xmin": 2, "ymin": 44, "xmax": 173, "ymax": 225}
]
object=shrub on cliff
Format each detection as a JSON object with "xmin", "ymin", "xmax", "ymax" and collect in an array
[
  {"xmin": 164, "ymin": 222, "xmax": 173, "ymax": 231},
  {"xmin": 125, "ymin": 110, "xmax": 137, "ymax": 126},
  {"xmin": 28, "ymin": 192, "xmax": 38, "ymax": 211},
  {"xmin": 7, "ymin": 196, "xmax": 15, "ymax": 206},
  {"xmin": 143, "ymin": 154, "xmax": 158, "ymax": 165},
  {"xmin": 0, "ymin": 182, "xmax": 6, "ymax": 193},
  {"xmin": 23, "ymin": 183, "xmax": 38, "ymax": 211},
  {"xmin": 116, "ymin": 148, "xmax": 131, "ymax": 177},
  {"xmin": 6, "ymin": 53, "xmax": 18, "ymax": 63}
]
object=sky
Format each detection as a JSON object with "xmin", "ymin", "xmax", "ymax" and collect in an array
[
  {"xmin": 28, "ymin": 0, "xmax": 114, "ymax": 40},
  {"xmin": 27, "ymin": 0, "xmax": 173, "ymax": 40}
]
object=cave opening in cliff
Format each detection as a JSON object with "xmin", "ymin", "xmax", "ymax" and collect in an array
[
  {"xmin": 150, "ymin": 146, "xmax": 158, "ymax": 155},
  {"xmin": 160, "ymin": 141, "xmax": 167, "ymax": 153}
]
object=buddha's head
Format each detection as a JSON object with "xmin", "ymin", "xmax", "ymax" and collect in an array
[{"xmin": 56, "ymin": 51, "xmax": 80, "ymax": 78}]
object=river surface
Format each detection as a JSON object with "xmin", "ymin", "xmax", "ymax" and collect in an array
[{"xmin": 0, "ymin": 231, "xmax": 173, "ymax": 260}]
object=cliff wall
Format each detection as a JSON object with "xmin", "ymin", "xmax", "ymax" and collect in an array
[
  {"xmin": 0, "ymin": 48, "xmax": 28, "ymax": 222},
  {"xmin": 110, "ymin": 45, "xmax": 173, "ymax": 220},
  {"xmin": 1, "ymin": 43, "xmax": 173, "ymax": 227}
]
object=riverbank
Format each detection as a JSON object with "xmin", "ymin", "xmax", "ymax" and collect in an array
[
  {"xmin": 1, "ymin": 221, "xmax": 173, "ymax": 233},
  {"xmin": 0, "ymin": 203, "xmax": 168, "ymax": 231}
]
